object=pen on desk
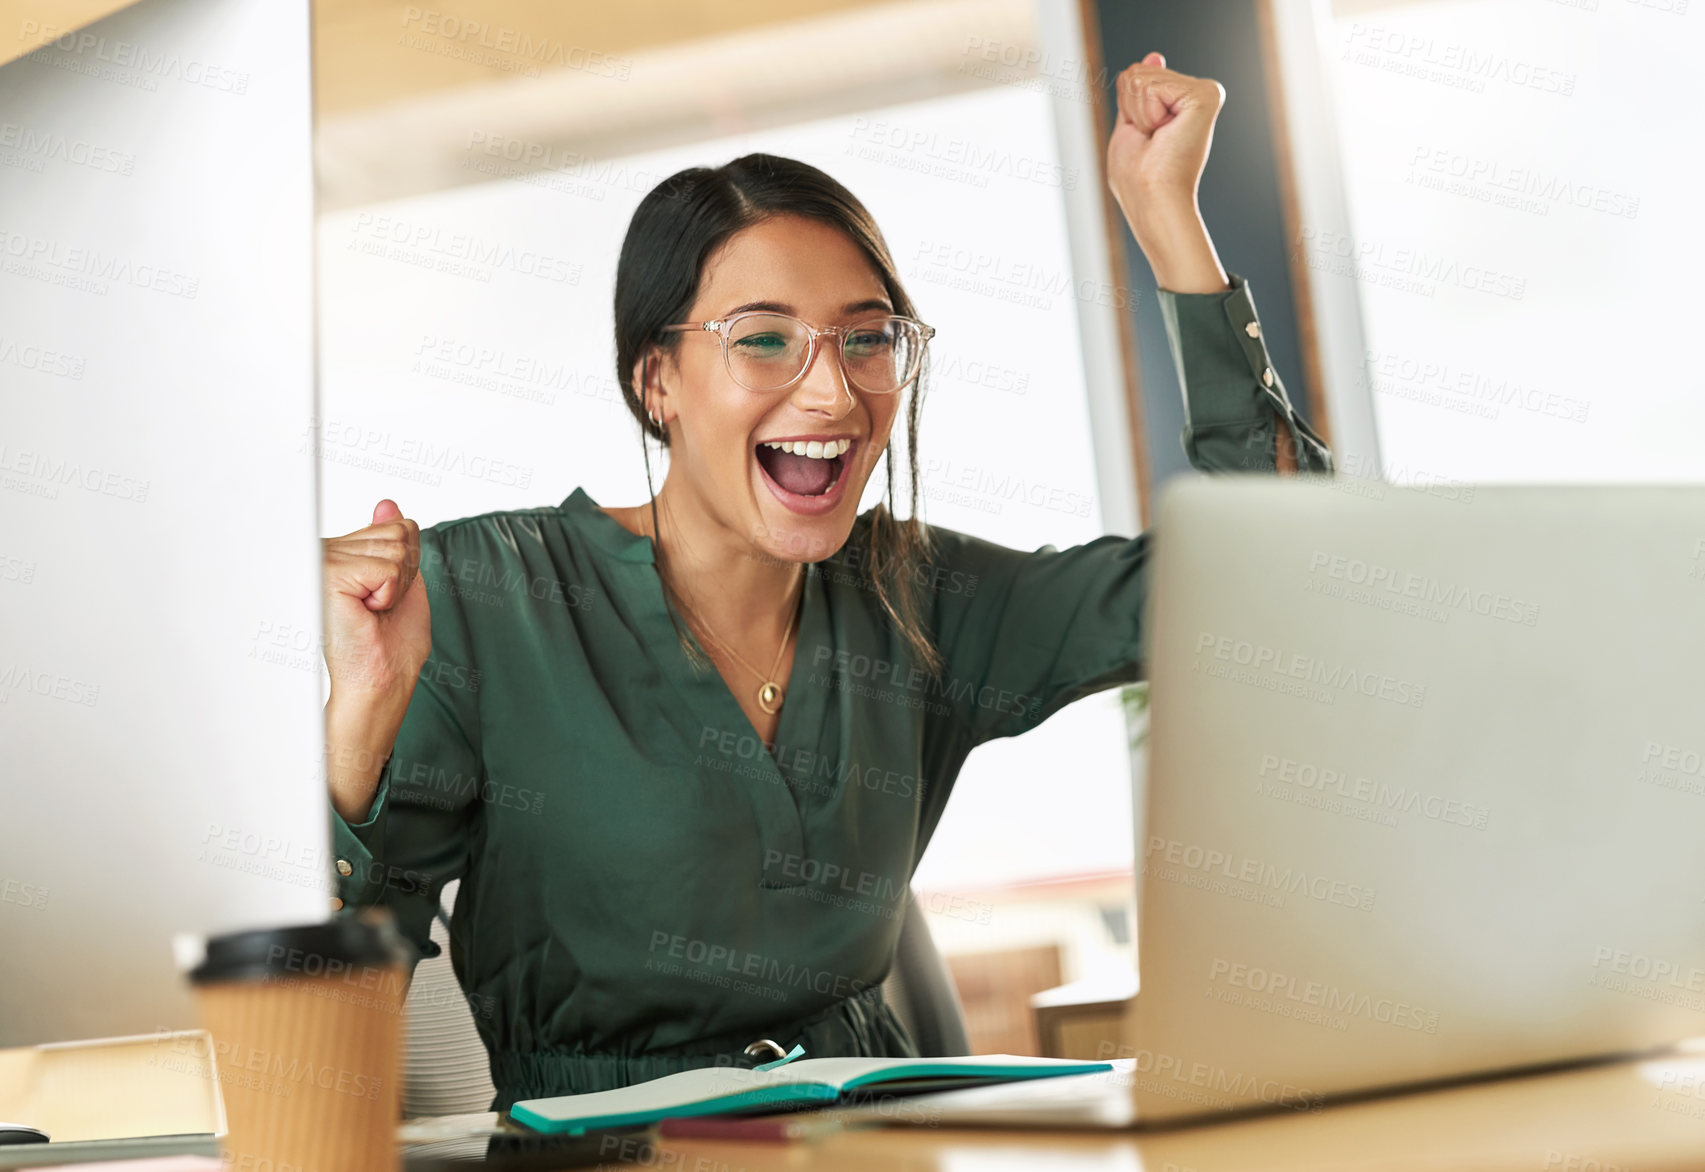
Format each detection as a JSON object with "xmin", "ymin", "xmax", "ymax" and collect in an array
[{"xmin": 656, "ymin": 1114, "xmax": 845, "ymax": 1143}]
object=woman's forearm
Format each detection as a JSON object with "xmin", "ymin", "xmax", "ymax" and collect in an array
[
  {"xmin": 325, "ymin": 690, "xmax": 411, "ymax": 823},
  {"xmin": 1108, "ymin": 57, "xmax": 1323, "ymax": 477},
  {"xmin": 1125, "ymin": 194, "xmax": 1230, "ymax": 295},
  {"xmin": 1123, "ymin": 188, "xmax": 1305, "ymax": 476}
]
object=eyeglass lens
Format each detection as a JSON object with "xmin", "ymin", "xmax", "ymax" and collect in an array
[{"xmin": 725, "ymin": 314, "xmax": 922, "ymax": 393}]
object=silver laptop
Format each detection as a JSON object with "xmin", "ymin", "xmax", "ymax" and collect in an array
[{"xmin": 911, "ymin": 478, "xmax": 1705, "ymax": 1127}]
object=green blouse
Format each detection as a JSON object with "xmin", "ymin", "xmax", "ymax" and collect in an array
[{"xmin": 330, "ymin": 273, "xmax": 1333, "ymax": 1110}]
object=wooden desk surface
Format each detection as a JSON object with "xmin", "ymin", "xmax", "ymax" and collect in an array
[{"xmin": 641, "ymin": 1048, "xmax": 1705, "ymax": 1172}]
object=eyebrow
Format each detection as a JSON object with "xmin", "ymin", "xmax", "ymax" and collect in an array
[{"xmin": 721, "ymin": 298, "xmax": 894, "ymax": 318}]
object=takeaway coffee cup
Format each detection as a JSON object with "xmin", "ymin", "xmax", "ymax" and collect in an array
[{"xmin": 187, "ymin": 911, "xmax": 415, "ymax": 1172}]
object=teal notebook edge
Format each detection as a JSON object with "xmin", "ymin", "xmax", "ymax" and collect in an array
[
  {"xmin": 508, "ymin": 1082, "xmax": 841, "ymax": 1136},
  {"xmin": 840, "ymin": 1059, "xmax": 1112, "ymax": 1089},
  {"xmin": 507, "ymin": 1059, "xmax": 1114, "ymax": 1136}
]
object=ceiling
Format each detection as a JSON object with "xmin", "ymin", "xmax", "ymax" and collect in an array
[
  {"xmin": 1, "ymin": 0, "xmax": 144, "ymax": 67},
  {"xmin": 312, "ymin": 0, "xmax": 895, "ymax": 119},
  {"xmin": 0, "ymin": 0, "xmax": 896, "ymax": 92},
  {"xmin": 313, "ymin": 0, "xmax": 1036, "ymax": 210},
  {"xmin": 0, "ymin": 0, "xmax": 1038, "ymax": 212},
  {"xmin": 3, "ymin": 0, "xmax": 1449, "ymax": 79}
]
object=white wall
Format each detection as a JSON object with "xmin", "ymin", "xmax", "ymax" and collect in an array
[
  {"xmin": 0, "ymin": 0, "xmax": 322, "ymax": 1045},
  {"xmin": 317, "ymin": 83, "xmax": 1137, "ymax": 893}
]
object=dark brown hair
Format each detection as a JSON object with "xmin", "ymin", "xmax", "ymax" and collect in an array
[{"xmin": 613, "ymin": 152, "xmax": 941, "ymax": 677}]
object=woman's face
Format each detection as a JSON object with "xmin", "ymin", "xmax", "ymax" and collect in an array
[{"xmin": 651, "ymin": 213, "xmax": 905, "ymax": 564}]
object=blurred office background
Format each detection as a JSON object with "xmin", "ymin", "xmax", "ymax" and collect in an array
[
  {"xmin": 4, "ymin": 0, "xmax": 1701, "ymax": 1056},
  {"xmin": 308, "ymin": 0, "xmax": 1705, "ymax": 1053}
]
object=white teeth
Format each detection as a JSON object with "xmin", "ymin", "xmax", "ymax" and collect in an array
[{"xmin": 759, "ymin": 439, "xmax": 851, "ymax": 459}]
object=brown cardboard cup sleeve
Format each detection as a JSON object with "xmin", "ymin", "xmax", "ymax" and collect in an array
[{"xmin": 187, "ymin": 911, "xmax": 416, "ymax": 1172}]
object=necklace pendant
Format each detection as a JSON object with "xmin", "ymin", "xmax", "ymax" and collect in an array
[{"xmin": 757, "ymin": 682, "xmax": 782, "ymax": 714}]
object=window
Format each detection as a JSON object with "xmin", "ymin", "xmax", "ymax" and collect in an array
[{"xmin": 1289, "ymin": 0, "xmax": 1705, "ymax": 483}]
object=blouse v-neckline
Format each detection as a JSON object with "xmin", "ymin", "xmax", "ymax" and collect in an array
[{"xmin": 559, "ymin": 487, "xmax": 830, "ymax": 778}]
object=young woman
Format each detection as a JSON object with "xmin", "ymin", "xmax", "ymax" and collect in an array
[{"xmin": 319, "ymin": 53, "xmax": 1333, "ymax": 1111}]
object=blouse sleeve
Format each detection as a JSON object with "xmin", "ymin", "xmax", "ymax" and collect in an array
[
  {"xmin": 328, "ymin": 524, "xmax": 485, "ymax": 962},
  {"xmin": 1160, "ymin": 272, "xmax": 1334, "ymax": 475},
  {"xmin": 925, "ymin": 272, "xmax": 1334, "ymax": 745},
  {"xmin": 924, "ymin": 524, "xmax": 1153, "ymax": 746}
]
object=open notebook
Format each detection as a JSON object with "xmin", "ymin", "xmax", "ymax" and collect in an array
[{"xmin": 509, "ymin": 1054, "xmax": 1112, "ymax": 1134}]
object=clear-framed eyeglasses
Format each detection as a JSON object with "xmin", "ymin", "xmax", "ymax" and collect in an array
[{"xmin": 659, "ymin": 311, "xmax": 935, "ymax": 396}]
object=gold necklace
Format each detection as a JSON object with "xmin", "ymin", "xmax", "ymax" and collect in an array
[{"xmin": 666, "ymin": 571, "xmax": 803, "ymax": 716}]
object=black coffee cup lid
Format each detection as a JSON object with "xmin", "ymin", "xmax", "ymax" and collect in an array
[{"xmin": 187, "ymin": 910, "xmax": 416, "ymax": 984}]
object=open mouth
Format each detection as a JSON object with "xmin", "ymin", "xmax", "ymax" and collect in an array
[{"xmin": 754, "ymin": 438, "xmax": 852, "ymax": 500}]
